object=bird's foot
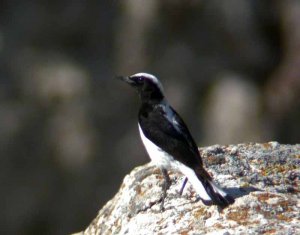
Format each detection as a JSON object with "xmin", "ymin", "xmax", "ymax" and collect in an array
[
  {"xmin": 160, "ymin": 168, "xmax": 171, "ymax": 211},
  {"xmin": 178, "ymin": 177, "xmax": 188, "ymax": 196}
]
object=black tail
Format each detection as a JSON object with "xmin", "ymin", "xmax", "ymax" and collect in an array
[{"xmin": 198, "ymin": 175, "xmax": 235, "ymax": 209}]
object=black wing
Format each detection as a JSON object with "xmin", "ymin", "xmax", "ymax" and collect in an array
[{"xmin": 139, "ymin": 104, "xmax": 203, "ymax": 169}]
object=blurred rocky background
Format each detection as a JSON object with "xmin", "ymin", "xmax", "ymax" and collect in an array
[{"xmin": 0, "ymin": 1, "xmax": 299, "ymax": 234}]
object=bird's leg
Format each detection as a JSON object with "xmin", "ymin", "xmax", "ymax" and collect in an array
[
  {"xmin": 179, "ymin": 177, "xmax": 188, "ymax": 195},
  {"xmin": 160, "ymin": 168, "xmax": 171, "ymax": 211}
]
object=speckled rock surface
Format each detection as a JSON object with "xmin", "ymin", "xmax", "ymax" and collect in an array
[{"xmin": 77, "ymin": 142, "xmax": 300, "ymax": 235}]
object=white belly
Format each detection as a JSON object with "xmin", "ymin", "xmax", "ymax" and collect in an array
[
  {"xmin": 138, "ymin": 124, "xmax": 212, "ymax": 201},
  {"xmin": 138, "ymin": 124, "xmax": 174, "ymax": 168}
]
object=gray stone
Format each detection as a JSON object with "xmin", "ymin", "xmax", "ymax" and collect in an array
[{"xmin": 75, "ymin": 143, "xmax": 300, "ymax": 235}]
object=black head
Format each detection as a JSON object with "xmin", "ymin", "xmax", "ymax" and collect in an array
[{"xmin": 118, "ymin": 73, "xmax": 165, "ymax": 103}]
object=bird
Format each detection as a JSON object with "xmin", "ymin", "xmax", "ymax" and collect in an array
[{"xmin": 118, "ymin": 72, "xmax": 234, "ymax": 209}]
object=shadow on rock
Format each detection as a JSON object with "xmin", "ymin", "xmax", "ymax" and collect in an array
[{"xmin": 226, "ymin": 186, "xmax": 261, "ymax": 199}]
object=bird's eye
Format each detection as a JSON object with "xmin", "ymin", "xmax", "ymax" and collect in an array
[{"xmin": 138, "ymin": 77, "xmax": 143, "ymax": 82}]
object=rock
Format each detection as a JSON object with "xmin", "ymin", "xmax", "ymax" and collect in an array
[{"xmin": 74, "ymin": 143, "xmax": 300, "ymax": 235}]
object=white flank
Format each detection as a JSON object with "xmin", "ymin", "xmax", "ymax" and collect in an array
[
  {"xmin": 138, "ymin": 124, "xmax": 173, "ymax": 168},
  {"xmin": 138, "ymin": 124, "xmax": 212, "ymax": 201}
]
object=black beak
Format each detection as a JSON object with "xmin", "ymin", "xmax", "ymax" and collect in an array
[{"xmin": 116, "ymin": 75, "xmax": 135, "ymax": 86}]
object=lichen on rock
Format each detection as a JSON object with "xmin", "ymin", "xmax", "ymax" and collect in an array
[{"xmin": 74, "ymin": 142, "xmax": 300, "ymax": 235}]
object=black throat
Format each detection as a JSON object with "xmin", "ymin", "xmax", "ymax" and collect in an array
[{"xmin": 140, "ymin": 87, "xmax": 164, "ymax": 105}]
